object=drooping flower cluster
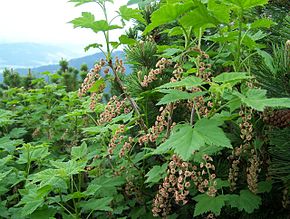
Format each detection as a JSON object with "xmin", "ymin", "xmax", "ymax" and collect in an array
[
  {"xmin": 239, "ymin": 108, "xmax": 254, "ymax": 142},
  {"xmin": 228, "ymin": 107, "xmax": 259, "ymax": 191},
  {"xmin": 247, "ymin": 149, "xmax": 261, "ymax": 194},
  {"xmin": 98, "ymin": 96, "xmax": 131, "ymax": 125},
  {"xmin": 186, "ymin": 50, "xmax": 213, "ymax": 118},
  {"xmin": 193, "ymin": 155, "xmax": 217, "ymax": 197},
  {"xmin": 228, "ymin": 159, "xmax": 240, "ymax": 191},
  {"xmin": 152, "ymin": 155, "xmax": 190, "ymax": 217},
  {"xmin": 141, "ymin": 58, "xmax": 172, "ymax": 87},
  {"xmin": 138, "ymin": 104, "xmax": 175, "ymax": 145},
  {"xmin": 152, "ymin": 154, "xmax": 217, "ymax": 217},
  {"xmin": 119, "ymin": 137, "xmax": 134, "ymax": 157},
  {"xmin": 78, "ymin": 60, "xmax": 105, "ymax": 97},
  {"xmin": 124, "ymin": 179, "xmax": 144, "ymax": 204},
  {"xmin": 108, "ymin": 125, "xmax": 125, "ymax": 155},
  {"xmin": 282, "ymin": 187, "xmax": 290, "ymax": 208}
]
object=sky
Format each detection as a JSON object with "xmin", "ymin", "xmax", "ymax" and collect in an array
[{"xmin": 0, "ymin": 0, "xmax": 129, "ymax": 55}]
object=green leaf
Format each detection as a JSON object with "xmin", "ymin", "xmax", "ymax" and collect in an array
[
  {"xmin": 155, "ymin": 124, "xmax": 204, "ymax": 160},
  {"xmin": 208, "ymin": 0, "xmax": 232, "ymax": 23},
  {"xmin": 84, "ymin": 43, "xmax": 103, "ymax": 52},
  {"xmin": 119, "ymin": 6, "xmax": 145, "ymax": 23},
  {"xmin": 195, "ymin": 119, "xmax": 232, "ymax": 148},
  {"xmin": 50, "ymin": 160, "xmax": 86, "ymax": 176},
  {"xmin": 18, "ymin": 186, "xmax": 51, "ymax": 217},
  {"xmin": 158, "ymin": 76, "xmax": 204, "ymax": 89},
  {"xmin": 179, "ymin": 2, "xmax": 218, "ymax": 29},
  {"xmin": 250, "ymin": 18, "xmax": 275, "ymax": 29},
  {"xmin": 0, "ymin": 170, "xmax": 12, "ymax": 182},
  {"xmin": 226, "ymin": 0, "xmax": 268, "ymax": 10},
  {"xmin": 145, "ymin": 163, "xmax": 168, "ymax": 184},
  {"xmin": 8, "ymin": 128, "xmax": 27, "ymax": 138},
  {"xmin": 213, "ymin": 72, "xmax": 253, "ymax": 83},
  {"xmin": 234, "ymin": 89, "xmax": 290, "ymax": 111},
  {"xmin": 71, "ymin": 142, "xmax": 87, "ymax": 159},
  {"xmin": 83, "ymin": 184, "xmax": 102, "ymax": 196},
  {"xmin": 119, "ymin": 35, "xmax": 137, "ymax": 45},
  {"xmin": 0, "ymin": 137, "xmax": 23, "ymax": 153},
  {"xmin": 162, "ymin": 48, "xmax": 183, "ymax": 57},
  {"xmin": 227, "ymin": 190, "xmax": 262, "ymax": 213},
  {"xmin": 30, "ymin": 169, "xmax": 67, "ymax": 189},
  {"xmin": 257, "ymin": 180, "xmax": 272, "ymax": 193},
  {"xmin": 154, "ymin": 119, "xmax": 231, "ymax": 160},
  {"xmin": 88, "ymin": 79, "xmax": 105, "ymax": 93},
  {"xmin": 82, "ymin": 126, "xmax": 108, "ymax": 135},
  {"xmin": 168, "ymin": 26, "xmax": 184, "ymax": 36},
  {"xmin": 256, "ymin": 49, "xmax": 275, "ymax": 73},
  {"xmin": 157, "ymin": 90, "xmax": 206, "ymax": 105},
  {"xmin": 143, "ymin": 2, "xmax": 194, "ymax": 34},
  {"xmin": 79, "ymin": 197, "xmax": 113, "ymax": 212},
  {"xmin": 70, "ymin": 12, "xmax": 121, "ymax": 34},
  {"xmin": 193, "ymin": 194, "xmax": 228, "ymax": 216}
]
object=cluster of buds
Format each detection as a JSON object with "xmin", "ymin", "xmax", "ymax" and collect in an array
[
  {"xmin": 119, "ymin": 137, "xmax": 134, "ymax": 157},
  {"xmin": 152, "ymin": 154, "xmax": 217, "ymax": 217},
  {"xmin": 239, "ymin": 107, "xmax": 254, "ymax": 142},
  {"xmin": 282, "ymin": 187, "xmax": 290, "ymax": 208},
  {"xmin": 152, "ymin": 155, "xmax": 191, "ymax": 217},
  {"xmin": 114, "ymin": 57, "xmax": 126, "ymax": 74},
  {"xmin": 98, "ymin": 96, "xmax": 131, "ymax": 125},
  {"xmin": 197, "ymin": 62, "xmax": 212, "ymax": 82},
  {"xmin": 89, "ymin": 92, "xmax": 97, "ymax": 111},
  {"xmin": 124, "ymin": 180, "xmax": 143, "ymax": 204},
  {"xmin": 138, "ymin": 105, "xmax": 175, "ymax": 145},
  {"xmin": 32, "ymin": 127, "xmax": 40, "ymax": 138},
  {"xmin": 78, "ymin": 60, "xmax": 105, "ymax": 97},
  {"xmin": 187, "ymin": 87, "xmax": 213, "ymax": 118},
  {"xmin": 246, "ymin": 149, "xmax": 261, "ymax": 194},
  {"xmin": 141, "ymin": 58, "xmax": 172, "ymax": 87},
  {"xmin": 172, "ymin": 63, "xmax": 184, "ymax": 80},
  {"xmin": 190, "ymin": 47, "xmax": 210, "ymax": 60},
  {"xmin": 193, "ymin": 155, "xmax": 217, "ymax": 197},
  {"xmin": 108, "ymin": 125, "xmax": 125, "ymax": 155},
  {"xmin": 228, "ymin": 159, "xmax": 240, "ymax": 191}
]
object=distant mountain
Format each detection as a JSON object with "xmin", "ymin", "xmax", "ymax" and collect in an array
[
  {"xmin": 0, "ymin": 42, "xmax": 81, "ymax": 69},
  {"xmin": 16, "ymin": 50, "xmax": 127, "ymax": 75}
]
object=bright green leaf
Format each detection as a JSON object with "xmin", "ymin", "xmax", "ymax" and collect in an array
[
  {"xmin": 88, "ymin": 78, "xmax": 105, "ymax": 93},
  {"xmin": 194, "ymin": 194, "xmax": 228, "ymax": 216},
  {"xmin": 119, "ymin": 6, "xmax": 146, "ymax": 23},
  {"xmin": 145, "ymin": 163, "xmax": 168, "ymax": 184},
  {"xmin": 143, "ymin": 2, "xmax": 194, "ymax": 34},
  {"xmin": 157, "ymin": 90, "xmax": 206, "ymax": 105},
  {"xmin": 213, "ymin": 72, "xmax": 253, "ymax": 83},
  {"xmin": 79, "ymin": 197, "xmax": 113, "ymax": 212},
  {"xmin": 228, "ymin": 190, "xmax": 262, "ymax": 213},
  {"xmin": 71, "ymin": 142, "xmax": 87, "ymax": 159},
  {"xmin": 119, "ymin": 35, "xmax": 137, "ymax": 45}
]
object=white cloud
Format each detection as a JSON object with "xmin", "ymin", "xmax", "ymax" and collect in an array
[{"xmin": 0, "ymin": 0, "xmax": 128, "ymax": 53}]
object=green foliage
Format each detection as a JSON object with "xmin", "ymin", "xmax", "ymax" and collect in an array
[
  {"xmin": 0, "ymin": 0, "xmax": 289, "ymax": 218},
  {"xmin": 154, "ymin": 119, "xmax": 232, "ymax": 160}
]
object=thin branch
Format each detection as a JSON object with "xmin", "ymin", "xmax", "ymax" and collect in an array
[
  {"xmin": 108, "ymin": 60, "xmax": 148, "ymax": 132},
  {"xmin": 190, "ymin": 106, "xmax": 195, "ymax": 125},
  {"xmin": 165, "ymin": 103, "xmax": 174, "ymax": 139}
]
